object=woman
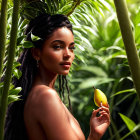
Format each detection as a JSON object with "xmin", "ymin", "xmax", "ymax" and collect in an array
[{"xmin": 4, "ymin": 14, "xmax": 110, "ymax": 140}]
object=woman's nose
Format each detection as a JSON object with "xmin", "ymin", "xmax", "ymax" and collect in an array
[{"xmin": 63, "ymin": 48, "xmax": 71, "ymax": 59}]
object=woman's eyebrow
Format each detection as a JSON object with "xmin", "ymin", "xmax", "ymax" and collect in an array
[
  {"xmin": 51, "ymin": 40, "xmax": 65, "ymax": 44},
  {"xmin": 51, "ymin": 40, "xmax": 75, "ymax": 45},
  {"xmin": 70, "ymin": 42, "xmax": 75, "ymax": 46}
]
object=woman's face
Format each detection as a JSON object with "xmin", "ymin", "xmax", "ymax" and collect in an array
[{"xmin": 38, "ymin": 27, "xmax": 75, "ymax": 75}]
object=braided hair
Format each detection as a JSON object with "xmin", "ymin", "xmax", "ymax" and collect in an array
[{"xmin": 4, "ymin": 14, "xmax": 73, "ymax": 140}]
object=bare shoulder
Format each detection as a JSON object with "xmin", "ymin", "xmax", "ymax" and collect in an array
[
  {"xmin": 31, "ymin": 85, "xmax": 58, "ymax": 97},
  {"xmin": 27, "ymin": 85, "xmax": 61, "ymax": 109},
  {"xmin": 26, "ymin": 85, "xmax": 68, "ymax": 128},
  {"xmin": 33, "ymin": 85, "xmax": 59, "ymax": 99}
]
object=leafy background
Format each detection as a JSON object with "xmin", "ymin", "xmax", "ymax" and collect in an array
[{"xmin": 0, "ymin": 0, "xmax": 140, "ymax": 139}]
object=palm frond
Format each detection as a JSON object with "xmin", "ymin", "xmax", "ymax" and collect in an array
[{"xmin": 20, "ymin": 0, "xmax": 82, "ymax": 20}]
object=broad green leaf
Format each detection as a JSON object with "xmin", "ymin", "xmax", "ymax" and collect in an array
[
  {"xmin": 119, "ymin": 113, "xmax": 136, "ymax": 131},
  {"xmin": 79, "ymin": 66, "xmax": 108, "ymax": 77},
  {"xmin": 119, "ymin": 113, "xmax": 139, "ymax": 140},
  {"xmin": 78, "ymin": 77, "xmax": 114, "ymax": 90}
]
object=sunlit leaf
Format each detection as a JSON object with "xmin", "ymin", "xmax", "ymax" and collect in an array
[
  {"xmin": 119, "ymin": 113, "xmax": 139, "ymax": 140},
  {"xmin": 13, "ymin": 68, "xmax": 22, "ymax": 79},
  {"xmin": 8, "ymin": 95, "xmax": 21, "ymax": 105},
  {"xmin": 79, "ymin": 66, "xmax": 108, "ymax": 77},
  {"xmin": 78, "ymin": 77, "xmax": 114, "ymax": 90},
  {"xmin": 119, "ymin": 113, "xmax": 136, "ymax": 131},
  {"xmin": 8, "ymin": 87, "xmax": 22, "ymax": 95}
]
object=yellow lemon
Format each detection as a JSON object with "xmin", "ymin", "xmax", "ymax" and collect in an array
[{"xmin": 93, "ymin": 86, "xmax": 108, "ymax": 107}]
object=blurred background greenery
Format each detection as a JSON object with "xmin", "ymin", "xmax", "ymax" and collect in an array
[
  {"xmin": 0, "ymin": 0, "xmax": 140, "ymax": 139},
  {"xmin": 68, "ymin": 0, "xmax": 140, "ymax": 139}
]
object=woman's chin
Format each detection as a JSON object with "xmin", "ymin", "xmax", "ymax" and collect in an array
[{"xmin": 59, "ymin": 70, "xmax": 69, "ymax": 75}]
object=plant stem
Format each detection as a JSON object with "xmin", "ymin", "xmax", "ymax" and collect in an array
[
  {"xmin": 0, "ymin": 0, "xmax": 8, "ymax": 78},
  {"xmin": 0, "ymin": 0, "xmax": 20, "ymax": 139},
  {"xmin": 67, "ymin": 0, "xmax": 81, "ymax": 16},
  {"xmin": 114, "ymin": 0, "xmax": 140, "ymax": 101}
]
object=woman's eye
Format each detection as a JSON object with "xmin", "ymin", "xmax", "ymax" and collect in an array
[
  {"xmin": 53, "ymin": 45, "xmax": 62, "ymax": 49},
  {"xmin": 69, "ymin": 46, "xmax": 76, "ymax": 50}
]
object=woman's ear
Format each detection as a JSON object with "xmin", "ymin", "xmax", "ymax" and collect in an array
[{"xmin": 31, "ymin": 48, "xmax": 40, "ymax": 61}]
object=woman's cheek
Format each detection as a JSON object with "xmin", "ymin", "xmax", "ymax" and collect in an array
[{"xmin": 72, "ymin": 53, "xmax": 75, "ymax": 62}]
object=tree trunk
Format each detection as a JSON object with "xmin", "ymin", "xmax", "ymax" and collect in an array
[
  {"xmin": 0, "ymin": 0, "xmax": 8, "ymax": 78},
  {"xmin": 0, "ymin": 0, "xmax": 20, "ymax": 139},
  {"xmin": 114, "ymin": 0, "xmax": 140, "ymax": 101}
]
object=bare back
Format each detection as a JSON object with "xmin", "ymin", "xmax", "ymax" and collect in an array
[{"xmin": 24, "ymin": 85, "xmax": 85, "ymax": 140}]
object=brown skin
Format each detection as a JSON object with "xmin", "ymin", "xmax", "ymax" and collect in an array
[{"xmin": 24, "ymin": 27, "xmax": 110, "ymax": 140}]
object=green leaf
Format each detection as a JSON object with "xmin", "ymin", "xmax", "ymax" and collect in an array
[
  {"xmin": 13, "ymin": 62, "xmax": 21, "ymax": 68},
  {"xmin": 13, "ymin": 68, "xmax": 22, "ymax": 79},
  {"xmin": 119, "ymin": 113, "xmax": 136, "ymax": 131},
  {"xmin": 78, "ymin": 77, "xmax": 114, "ymax": 90},
  {"xmin": 8, "ymin": 95, "xmax": 21, "ymax": 105},
  {"xmin": 119, "ymin": 113, "xmax": 139, "ymax": 140},
  {"xmin": 111, "ymin": 88, "xmax": 136, "ymax": 97},
  {"xmin": 31, "ymin": 33, "xmax": 42, "ymax": 41},
  {"xmin": 8, "ymin": 87, "xmax": 22, "ymax": 95},
  {"xmin": 17, "ymin": 35, "xmax": 26, "ymax": 46},
  {"xmin": 7, "ymin": 87, "xmax": 22, "ymax": 104},
  {"xmin": 22, "ymin": 41, "xmax": 34, "ymax": 48},
  {"xmin": 79, "ymin": 66, "xmax": 108, "ymax": 77}
]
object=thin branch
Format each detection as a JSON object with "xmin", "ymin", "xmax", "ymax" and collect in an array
[{"xmin": 67, "ymin": 0, "xmax": 81, "ymax": 17}]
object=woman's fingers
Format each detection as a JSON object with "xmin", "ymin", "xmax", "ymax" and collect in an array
[
  {"xmin": 99, "ymin": 112, "xmax": 110, "ymax": 123},
  {"xmin": 92, "ymin": 109, "xmax": 99, "ymax": 117},
  {"xmin": 99, "ymin": 106, "xmax": 110, "ymax": 114},
  {"xmin": 92, "ymin": 106, "xmax": 110, "ymax": 118}
]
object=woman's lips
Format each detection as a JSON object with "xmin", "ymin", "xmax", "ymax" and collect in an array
[{"xmin": 60, "ymin": 62, "xmax": 71, "ymax": 69}]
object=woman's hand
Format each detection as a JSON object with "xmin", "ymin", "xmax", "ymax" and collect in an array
[{"xmin": 88, "ymin": 104, "xmax": 110, "ymax": 140}]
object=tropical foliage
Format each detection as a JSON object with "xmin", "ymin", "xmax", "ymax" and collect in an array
[{"xmin": 0, "ymin": 0, "xmax": 140, "ymax": 139}]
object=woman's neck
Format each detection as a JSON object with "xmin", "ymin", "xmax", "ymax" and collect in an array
[{"xmin": 34, "ymin": 68, "xmax": 58, "ymax": 89}]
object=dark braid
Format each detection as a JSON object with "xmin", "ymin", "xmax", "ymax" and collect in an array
[
  {"xmin": 4, "ymin": 13, "xmax": 73, "ymax": 140},
  {"xmin": 58, "ymin": 75, "xmax": 62, "ymax": 98},
  {"xmin": 62, "ymin": 75, "xmax": 65, "ymax": 101},
  {"xmin": 58, "ymin": 75, "xmax": 72, "ymax": 112},
  {"xmin": 64, "ymin": 76, "xmax": 72, "ymax": 112}
]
